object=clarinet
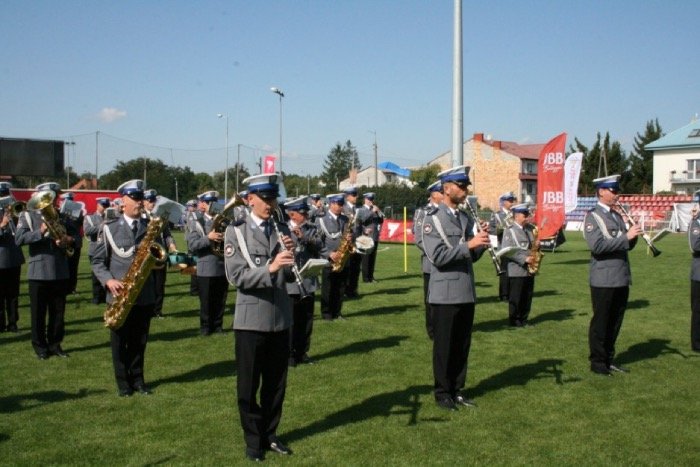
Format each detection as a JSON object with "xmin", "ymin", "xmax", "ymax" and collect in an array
[
  {"xmin": 614, "ymin": 202, "xmax": 661, "ymax": 257},
  {"xmin": 271, "ymin": 208, "xmax": 312, "ymax": 299},
  {"xmin": 459, "ymin": 201, "xmax": 504, "ymax": 275}
]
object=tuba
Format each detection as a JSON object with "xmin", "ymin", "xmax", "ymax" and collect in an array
[
  {"xmin": 26, "ymin": 190, "xmax": 74, "ymax": 257},
  {"xmin": 526, "ymin": 223, "xmax": 544, "ymax": 275},
  {"xmin": 211, "ymin": 194, "xmax": 245, "ymax": 257},
  {"xmin": 331, "ymin": 211, "xmax": 356, "ymax": 273},
  {"xmin": 103, "ymin": 197, "xmax": 181, "ymax": 329}
]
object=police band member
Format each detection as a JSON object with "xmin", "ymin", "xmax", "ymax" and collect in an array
[
  {"xmin": 91, "ymin": 180, "xmax": 156, "ymax": 396},
  {"xmin": 186, "ymin": 191, "xmax": 229, "ymax": 335},
  {"xmin": 0, "ymin": 182, "xmax": 25, "ymax": 333},
  {"xmin": 308, "ymin": 193, "xmax": 325, "ymax": 223},
  {"xmin": 421, "ymin": 166, "xmax": 490, "ymax": 411},
  {"xmin": 233, "ymin": 190, "xmax": 250, "ymax": 223},
  {"xmin": 84, "ymin": 197, "xmax": 111, "ymax": 304},
  {"xmin": 501, "ymin": 203, "xmax": 538, "ymax": 327},
  {"xmin": 143, "ymin": 189, "xmax": 178, "ymax": 318},
  {"xmin": 412, "ymin": 180, "xmax": 442, "ymax": 339},
  {"xmin": 357, "ymin": 192, "xmax": 384, "ymax": 283},
  {"xmin": 688, "ymin": 190, "xmax": 700, "ymax": 353},
  {"xmin": 184, "ymin": 199, "xmax": 200, "ymax": 296},
  {"xmin": 342, "ymin": 186, "xmax": 361, "ymax": 299},
  {"xmin": 15, "ymin": 182, "xmax": 76, "ymax": 359},
  {"xmin": 583, "ymin": 174, "xmax": 640, "ymax": 376},
  {"xmin": 284, "ymin": 196, "xmax": 324, "ymax": 366},
  {"xmin": 223, "ymin": 173, "xmax": 295, "ymax": 462},
  {"xmin": 316, "ymin": 193, "xmax": 352, "ymax": 320},
  {"xmin": 60, "ymin": 192, "xmax": 84, "ymax": 294},
  {"xmin": 490, "ymin": 191, "xmax": 516, "ymax": 301}
]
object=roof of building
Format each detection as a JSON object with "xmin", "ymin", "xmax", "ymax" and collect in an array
[
  {"xmin": 646, "ymin": 119, "xmax": 700, "ymax": 151},
  {"xmin": 377, "ymin": 161, "xmax": 411, "ymax": 178}
]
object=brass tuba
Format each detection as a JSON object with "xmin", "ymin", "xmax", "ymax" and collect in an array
[
  {"xmin": 26, "ymin": 190, "xmax": 74, "ymax": 257},
  {"xmin": 103, "ymin": 197, "xmax": 181, "ymax": 329},
  {"xmin": 211, "ymin": 194, "xmax": 245, "ymax": 257},
  {"xmin": 527, "ymin": 223, "xmax": 544, "ymax": 275}
]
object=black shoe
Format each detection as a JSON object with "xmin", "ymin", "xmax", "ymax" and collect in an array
[
  {"xmin": 118, "ymin": 388, "xmax": 133, "ymax": 397},
  {"xmin": 245, "ymin": 450, "xmax": 264, "ymax": 462},
  {"xmin": 134, "ymin": 384, "xmax": 152, "ymax": 395},
  {"xmin": 8, "ymin": 324, "xmax": 18, "ymax": 333},
  {"xmin": 268, "ymin": 438, "xmax": 292, "ymax": 455},
  {"xmin": 200, "ymin": 329, "xmax": 211, "ymax": 336},
  {"xmin": 608, "ymin": 364, "xmax": 629, "ymax": 373},
  {"xmin": 454, "ymin": 395, "xmax": 477, "ymax": 408},
  {"xmin": 51, "ymin": 347, "xmax": 70, "ymax": 358},
  {"xmin": 37, "ymin": 352, "xmax": 49, "ymax": 360},
  {"xmin": 288, "ymin": 358, "xmax": 297, "ymax": 368},
  {"xmin": 154, "ymin": 312, "xmax": 164, "ymax": 319},
  {"xmin": 436, "ymin": 398, "xmax": 458, "ymax": 411},
  {"xmin": 300, "ymin": 354, "xmax": 315, "ymax": 365},
  {"xmin": 591, "ymin": 366, "xmax": 612, "ymax": 377}
]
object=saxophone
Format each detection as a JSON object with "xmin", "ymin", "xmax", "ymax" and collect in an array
[
  {"xmin": 527, "ymin": 223, "xmax": 544, "ymax": 275},
  {"xmin": 211, "ymin": 194, "xmax": 245, "ymax": 257},
  {"xmin": 331, "ymin": 211, "xmax": 356, "ymax": 273},
  {"xmin": 26, "ymin": 190, "xmax": 74, "ymax": 257},
  {"xmin": 103, "ymin": 212, "xmax": 170, "ymax": 330}
]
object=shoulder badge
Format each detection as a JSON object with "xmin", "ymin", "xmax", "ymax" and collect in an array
[
  {"xmin": 423, "ymin": 222, "xmax": 433, "ymax": 234},
  {"xmin": 693, "ymin": 227, "xmax": 700, "ymax": 236},
  {"xmin": 224, "ymin": 243, "xmax": 235, "ymax": 257},
  {"xmin": 585, "ymin": 222, "xmax": 594, "ymax": 233}
]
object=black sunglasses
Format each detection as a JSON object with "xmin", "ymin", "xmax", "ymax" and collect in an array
[{"xmin": 127, "ymin": 192, "xmax": 145, "ymax": 201}]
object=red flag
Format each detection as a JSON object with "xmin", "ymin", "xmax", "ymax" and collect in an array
[
  {"xmin": 263, "ymin": 155, "xmax": 276, "ymax": 174},
  {"xmin": 534, "ymin": 132, "xmax": 567, "ymax": 239}
]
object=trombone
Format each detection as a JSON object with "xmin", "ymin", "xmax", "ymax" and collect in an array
[{"xmin": 615, "ymin": 201, "xmax": 661, "ymax": 257}]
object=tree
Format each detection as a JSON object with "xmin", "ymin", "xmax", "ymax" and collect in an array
[
  {"xmin": 628, "ymin": 119, "xmax": 663, "ymax": 194},
  {"xmin": 321, "ymin": 140, "xmax": 361, "ymax": 189},
  {"xmin": 571, "ymin": 132, "xmax": 630, "ymax": 196},
  {"xmin": 212, "ymin": 163, "xmax": 251, "ymax": 198},
  {"xmin": 409, "ymin": 164, "xmax": 442, "ymax": 190}
]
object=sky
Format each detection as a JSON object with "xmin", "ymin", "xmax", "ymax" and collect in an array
[{"xmin": 1, "ymin": 0, "xmax": 698, "ymax": 179}]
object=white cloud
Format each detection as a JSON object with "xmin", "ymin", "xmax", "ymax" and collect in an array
[{"xmin": 97, "ymin": 107, "xmax": 127, "ymax": 123}]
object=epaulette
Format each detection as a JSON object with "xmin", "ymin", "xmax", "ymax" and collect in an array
[
  {"xmin": 425, "ymin": 206, "xmax": 439, "ymax": 216},
  {"xmin": 234, "ymin": 219, "xmax": 246, "ymax": 227},
  {"xmin": 104, "ymin": 217, "xmax": 119, "ymax": 225}
]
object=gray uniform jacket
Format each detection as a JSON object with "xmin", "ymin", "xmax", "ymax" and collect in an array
[
  {"xmin": 343, "ymin": 203, "xmax": 361, "ymax": 237},
  {"xmin": 285, "ymin": 220, "xmax": 324, "ymax": 295},
  {"xmin": 143, "ymin": 211, "xmax": 175, "ymax": 250},
  {"xmin": 488, "ymin": 208, "xmax": 510, "ymax": 244},
  {"xmin": 501, "ymin": 223, "xmax": 534, "ymax": 277},
  {"xmin": 356, "ymin": 205, "xmax": 384, "ymax": 242},
  {"xmin": 83, "ymin": 212, "xmax": 104, "ymax": 257},
  {"xmin": 224, "ymin": 218, "xmax": 294, "ymax": 332},
  {"xmin": 421, "ymin": 204, "xmax": 485, "ymax": 305},
  {"xmin": 315, "ymin": 212, "xmax": 349, "ymax": 258},
  {"xmin": 583, "ymin": 203, "xmax": 637, "ymax": 288},
  {"xmin": 0, "ymin": 218, "xmax": 25, "ymax": 269},
  {"xmin": 688, "ymin": 215, "xmax": 700, "ymax": 281},
  {"xmin": 412, "ymin": 203, "xmax": 431, "ymax": 274},
  {"xmin": 15, "ymin": 210, "xmax": 70, "ymax": 280},
  {"xmin": 91, "ymin": 216, "xmax": 156, "ymax": 306},
  {"xmin": 309, "ymin": 204, "xmax": 326, "ymax": 224},
  {"xmin": 186, "ymin": 213, "xmax": 224, "ymax": 277}
]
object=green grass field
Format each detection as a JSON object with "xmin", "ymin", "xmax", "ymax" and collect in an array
[{"xmin": 1, "ymin": 231, "xmax": 698, "ymax": 465}]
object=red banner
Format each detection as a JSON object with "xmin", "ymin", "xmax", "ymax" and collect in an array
[
  {"xmin": 263, "ymin": 155, "xmax": 276, "ymax": 174},
  {"xmin": 535, "ymin": 132, "xmax": 567, "ymax": 239},
  {"xmin": 379, "ymin": 220, "xmax": 415, "ymax": 243}
]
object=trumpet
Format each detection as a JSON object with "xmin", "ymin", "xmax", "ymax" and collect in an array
[
  {"xmin": 271, "ymin": 207, "xmax": 311, "ymax": 299},
  {"xmin": 459, "ymin": 198, "xmax": 503, "ymax": 275},
  {"xmin": 614, "ymin": 201, "xmax": 661, "ymax": 257}
]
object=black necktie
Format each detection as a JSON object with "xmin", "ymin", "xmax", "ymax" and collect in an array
[
  {"xmin": 261, "ymin": 220, "xmax": 271, "ymax": 239},
  {"xmin": 131, "ymin": 220, "xmax": 138, "ymax": 237}
]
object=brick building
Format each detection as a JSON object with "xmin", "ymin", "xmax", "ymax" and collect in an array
[{"xmin": 426, "ymin": 133, "xmax": 545, "ymax": 211}]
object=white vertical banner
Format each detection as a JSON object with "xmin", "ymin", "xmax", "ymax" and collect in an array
[{"xmin": 564, "ymin": 152, "xmax": 583, "ymax": 213}]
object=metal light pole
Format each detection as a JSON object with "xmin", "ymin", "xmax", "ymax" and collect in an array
[
  {"xmin": 369, "ymin": 130, "xmax": 378, "ymax": 187},
  {"xmin": 64, "ymin": 141, "xmax": 75, "ymax": 189},
  {"xmin": 217, "ymin": 113, "xmax": 229, "ymax": 200},
  {"xmin": 452, "ymin": 0, "xmax": 463, "ymax": 168},
  {"xmin": 270, "ymin": 87, "xmax": 284, "ymax": 173}
]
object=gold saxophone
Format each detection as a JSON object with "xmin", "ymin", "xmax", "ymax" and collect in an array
[
  {"xmin": 211, "ymin": 194, "xmax": 245, "ymax": 257},
  {"xmin": 26, "ymin": 190, "xmax": 74, "ymax": 257},
  {"xmin": 331, "ymin": 211, "xmax": 356, "ymax": 273},
  {"xmin": 103, "ymin": 216, "xmax": 168, "ymax": 329},
  {"xmin": 527, "ymin": 223, "xmax": 544, "ymax": 275}
]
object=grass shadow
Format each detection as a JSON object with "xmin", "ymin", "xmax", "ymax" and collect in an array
[
  {"xmin": 313, "ymin": 335, "xmax": 409, "ymax": 363},
  {"xmin": 352, "ymin": 304, "xmax": 416, "ymax": 317},
  {"xmin": 149, "ymin": 327, "xmax": 209, "ymax": 342},
  {"xmin": 470, "ymin": 359, "xmax": 580, "ymax": 399},
  {"xmin": 282, "ymin": 384, "xmax": 436, "ymax": 444},
  {"xmin": 627, "ymin": 299, "xmax": 651, "ymax": 310},
  {"xmin": 360, "ymin": 286, "xmax": 415, "ymax": 298},
  {"xmin": 0, "ymin": 388, "xmax": 106, "ymax": 414},
  {"xmin": 152, "ymin": 359, "xmax": 235, "ymax": 386},
  {"xmin": 549, "ymin": 258, "xmax": 590, "ymax": 265},
  {"xmin": 529, "ymin": 308, "xmax": 576, "ymax": 325},
  {"xmin": 616, "ymin": 338, "xmax": 689, "ymax": 365}
]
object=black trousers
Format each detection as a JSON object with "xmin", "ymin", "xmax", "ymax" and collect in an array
[
  {"xmin": 508, "ymin": 276, "xmax": 535, "ymax": 325},
  {"xmin": 88, "ymin": 255, "xmax": 106, "ymax": 304},
  {"xmin": 431, "ymin": 302, "xmax": 475, "ymax": 401},
  {"xmin": 589, "ymin": 286, "xmax": 629, "ymax": 371},
  {"xmin": 0, "ymin": 266, "xmax": 21, "ymax": 331},
  {"xmin": 110, "ymin": 304, "xmax": 153, "ymax": 391},
  {"xmin": 28, "ymin": 279, "xmax": 67, "ymax": 356},
  {"xmin": 152, "ymin": 267, "xmax": 167, "ymax": 316},
  {"xmin": 361, "ymin": 243, "xmax": 379, "ymax": 281},
  {"xmin": 691, "ymin": 280, "xmax": 700, "ymax": 351},
  {"xmin": 345, "ymin": 253, "xmax": 361, "ymax": 296},
  {"xmin": 321, "ymin": 267, "xmax": 348, "ymax": 319},
  {"xmin": 499, "ymin": 268, "xmax": 509, "ymax": 300},
  {"xmin": 197, "ymin": 275, "xmax": 229, "ymax": 333},
  {"xmin": 67, "ymin": 247, "xmax": 81, "ymax": 293},
  {"xmin": 289, "ymin": 294, "xmax": 315, "ymax": 362},
  {"xmin": 423, "ymin": 273, "xmax": 433, "ymax": 339},
  {"xmin": 235, "ymin": 329, "xmax": 290, "ymax": 456},
  {"xmin": 190, "ymin": 274, "xmax": 199, "ymax": 295}
]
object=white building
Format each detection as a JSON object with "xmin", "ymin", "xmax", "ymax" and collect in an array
[{"xmin": 647, "ymin": 119, "xmax": 700, "ymax": 194}]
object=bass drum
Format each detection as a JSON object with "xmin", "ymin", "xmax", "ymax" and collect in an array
[{"xmin": 355, "ymin": 235, "xmax": 375, "ymax": 255}]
